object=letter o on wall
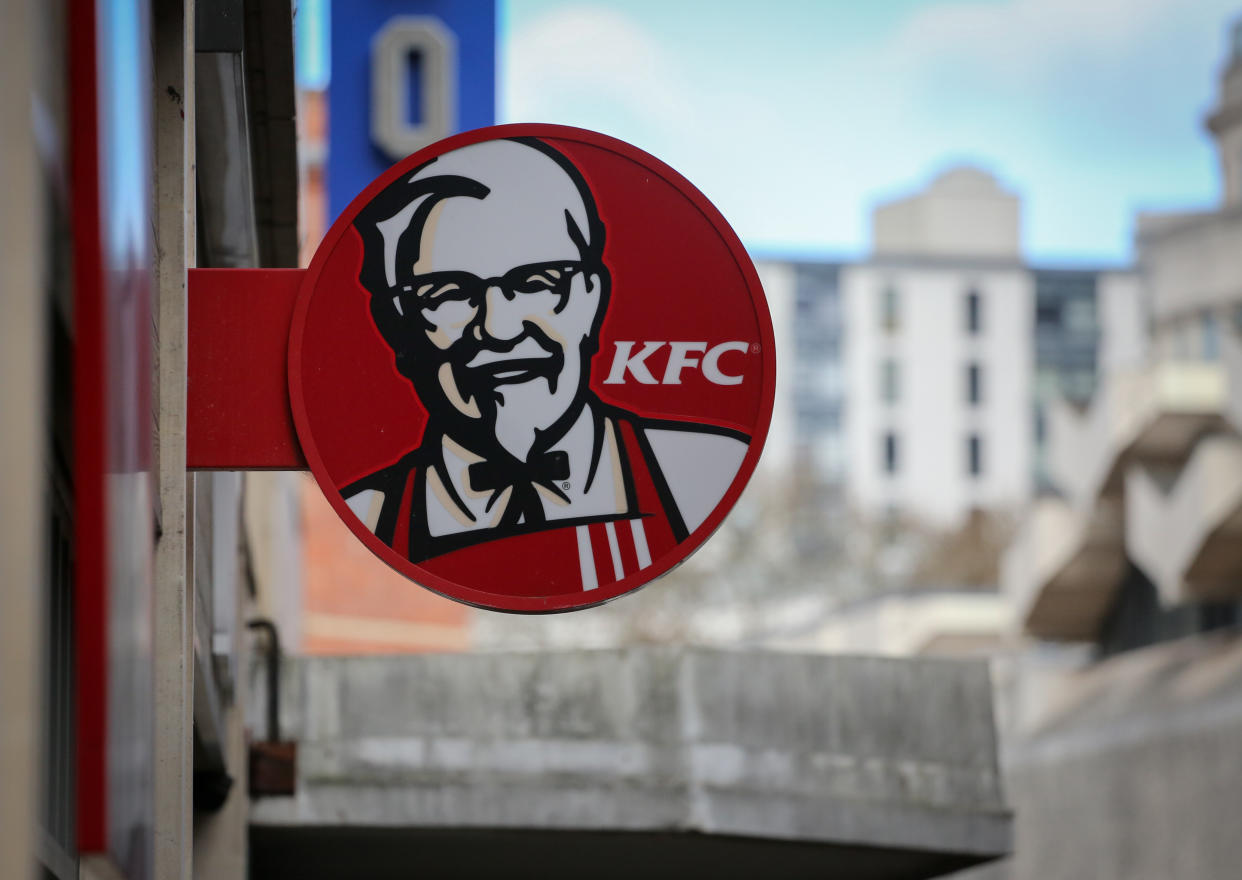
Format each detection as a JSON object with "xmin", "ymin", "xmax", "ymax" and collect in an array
[{"xmin": 371, "ymin": 17, "xmax": 458, "ymax": 161}]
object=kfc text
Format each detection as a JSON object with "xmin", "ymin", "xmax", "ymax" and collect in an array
[{"xmin": 603, "ymin": 341, "xmax": 750, "ymax": 385}]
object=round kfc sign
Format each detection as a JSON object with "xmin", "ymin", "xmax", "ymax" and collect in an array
[{"xmin": 290, "ymin": 125, "xmax": 774, "ymax": 613}]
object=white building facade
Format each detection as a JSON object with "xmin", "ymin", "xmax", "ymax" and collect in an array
[{"xmin": 843, "ymin": 169, "xmax": 1034, "ymax": 530}]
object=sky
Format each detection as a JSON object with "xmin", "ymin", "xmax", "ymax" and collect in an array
[{"xmin": 298, "ymin": 0, "xmax": 1241, "ymax": 264}]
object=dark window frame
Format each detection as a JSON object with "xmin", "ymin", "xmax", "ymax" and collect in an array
[
  {"xmin": 881, "ymin": 358, "xmax": 900, "ymax": 405},
  {"xmin": 880, "ymin": 284, "xmax": 900, "ymax": 333},
  {"xmin": 883, "ymin": 432, "xmax": 899, "ymax": 475},
  {"xmin": 965, "ymin": 287, "xmax": 982, "ymax": 334},
  {"xmin": 966, "ymin": 362, "xmax": 982, "ymax": 405},
  {"xmin": 967, "ymin": 433, "xmax": 983, "ymax": 477}
]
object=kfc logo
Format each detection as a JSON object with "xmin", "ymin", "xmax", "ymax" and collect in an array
[
  {"xmin": 290, "ymin": 126, "xmax": 774, "ymax": 613},
  {"xmin": 604, "ymin": 340, "xmax": 750, "ymax": 385}
]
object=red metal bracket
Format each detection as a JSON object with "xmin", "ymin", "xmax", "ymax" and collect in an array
[{"xmin": 188, "ymin": 268, "xmax": 307, "ymax": 469}]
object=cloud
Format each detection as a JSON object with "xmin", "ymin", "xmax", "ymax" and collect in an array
[
  {"xmin": 503, "ymin": 5, "xmax": 697, "ymax": 132},
  {"xmin": 500, "ymin": 0, "xmax": 1238, "ymax": 259},
  {"xmin": 883, "ymin": 0, "xmax": 1175, "ymax": 77},
  {"xmin": 835, "ymin": 0, "xmax": 1238, "ymax": 253},
  {"xmin": 869, "ymin": 0, "xmax": 1234, "ymax": 118}
]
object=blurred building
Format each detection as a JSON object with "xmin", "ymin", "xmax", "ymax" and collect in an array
[
  {"xmin": 758, "ymin": 261, "xmax": 848, "ymax": 481},
  {"xmin": 297, "ymin": 88, "xmax": 327, "ymax": 267},
  {"xmin": 980, "ymin": 17, "xmax": 1242, "ymax": 880},
  {"xmin": 761, "ymin": 169, "xmax": 1141, "ymax": 545},
  {"xmin": 1, "ymin": 1, "xmax": 302, "ymax": 878},
  {"xmin": 1030, "ymin": 269, "xmax": 1146, "ymax": 491},
  {"xmin": 735, "ymin": 171, "xmax": 1142, "ymax": 664},
  {"xmin": 751, "ymin": 171, "xmax": 1136, "ymax": 642},
  {"xmin": 844, "ymin": 167, "xmax": 1034, "ymax": 531},
  {"xmin": 843, "ymin": 168, "xmax": 1143, "ymax": 535}
]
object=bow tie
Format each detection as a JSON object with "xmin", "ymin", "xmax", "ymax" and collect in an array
[{"xmin": 467, "ymin": 450, "xmax": 570, "ymax": 493}]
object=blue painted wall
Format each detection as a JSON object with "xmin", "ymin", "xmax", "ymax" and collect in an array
[{"xmin": 327, "ymin": 0, "xmax": 496, "ymax": 219}]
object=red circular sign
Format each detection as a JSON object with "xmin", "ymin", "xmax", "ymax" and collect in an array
[{"xmin": 290, "ymin": 125, "xmax": 775, "ymax": 613}]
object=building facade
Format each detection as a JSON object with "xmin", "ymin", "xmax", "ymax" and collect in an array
[
  {"xmin": 791, "ymin": 262, "xmax": 848, "ymax": 481},
  {"xmin": 792, "ymin": 168, "xmax": 1140, "ymax": 541},
  {"xmin": 0, "ymin": 1, "xmax": 302, "ymax": 878},
  {"xmin": 842, "ymin": 238, "xmax": 1035, "ymax": 531}
]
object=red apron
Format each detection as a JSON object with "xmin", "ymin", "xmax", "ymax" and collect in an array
[{"xmin": 390, "ymin": 419, "xmax": 681, "ymax": 597}]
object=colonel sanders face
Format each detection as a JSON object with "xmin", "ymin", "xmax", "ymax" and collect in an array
[{"xmin": 356, "ymin": 139, "xmax": 611, "ymax": 462}]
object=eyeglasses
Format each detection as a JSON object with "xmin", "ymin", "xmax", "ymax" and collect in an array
[{"xmin": 392, "ymin": 262, "xmax": 587, "ymax": 310}]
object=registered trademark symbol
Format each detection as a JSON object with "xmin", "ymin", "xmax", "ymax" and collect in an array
[
  {"xmin": 562, "ymin": 481, "xmax": 571, "ymax": 491},
  {"xmin": 750, "ymin": 342, "xmax": 761, "ymax": 354}
]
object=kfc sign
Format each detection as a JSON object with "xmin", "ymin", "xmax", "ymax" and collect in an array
[{"xmin": 289, "ymin": 125, "xmax": 775, "ymax": 613}]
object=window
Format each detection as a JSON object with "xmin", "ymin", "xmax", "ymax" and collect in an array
[
  {"xmin": 880, "ymin": 284, "xmax": 900, "ymax": 332},
  {"xmin": 1061, "ymin": 367, "xmax": 1096, "ymax": 401},
  {"xmin": 966, "ymin": 362, "xmax": 982, "ymax": 405},
  {"xmin": 967, "ymin": 434, "xmax": 983, "ymax": 477},
  {"xmin": 819, "ymin": 434, "xmax": 846, "ymax": 479},
  {"xmin": 1036, "ymin": 301, "xmax": 1061, "ymax": 327},
  {"xmin": 965, "ymin": 288, "xmax": 982, "ymax": 334},
  {"xmin": 822, "ymin": 362, "xmax": 844, "ymax": 396},
  {"xmin": 880, "ymin": 358, "xmax": 900, "ymax": 404},
  {"xmin": 883, "ymin": 432, "xmax": 899, "ymax": 475},
  {"xmin": 1063, "ymin": 297, "xmax": 1097, "ymax": 332},
  {"xmin": 1202, "ymin": 312, "xmax": 1221, "ymax": 362}
]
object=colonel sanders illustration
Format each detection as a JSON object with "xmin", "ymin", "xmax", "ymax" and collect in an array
[{"xmin": 342, "ymin": 138, "xmax": 749, "ymax": 591}]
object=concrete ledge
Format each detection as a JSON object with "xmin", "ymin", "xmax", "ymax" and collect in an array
[
  {"xmin": 1003, "ymin": 497, "xmax": 1126, "ymax": 641},
  {"xmin": 1127, "ymin": 437, "xmax": 1242, "ymax": 602},
  {"xmin": 249, "ymin": 648, "xmax": 1010, "ymax": 877},
  {"xmin": 1049, "ymin": 362, "xmax": 1227, "ymax": 509},
  {"xmin": 1000, "ymin": 630, "xmax": 1242, "ymax": 880}
]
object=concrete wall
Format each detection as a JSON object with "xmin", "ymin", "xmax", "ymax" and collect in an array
[
  {"xmin": 1142, "ymin": 209, "xmax": 1242, "ymax": 333},
  {"xmin": 251, "ymin": 648, "xmax": 1010, "ymax": 876},
  {"xmin": 952, "ymin": 630, "xmax": 1242, "ymax": 880}
]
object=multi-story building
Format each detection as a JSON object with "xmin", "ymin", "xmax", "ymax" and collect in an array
[
  {"xmin": 843, "ymin": 167, "xmax": 1035, "ymax": 532},
  {"xmin": 1031, "ymin": 269, "xmax": 1101, "ymax": 490},
  {"xmin": 1031, "ymin": 268, "xmax": 1147, "ymax": 491},
  {"xmin": 790, "ymin": 262, "xmax": 848, "ymax": 480},
  {"xmin": 744, "ymin": 170, "xmax": 1142, "ymax": 655},
  {"xmin": 758, "ymin": 166, "xmax": 1136, "ymax": 559}
]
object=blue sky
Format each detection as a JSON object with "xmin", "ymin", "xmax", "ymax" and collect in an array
[{"xmin": 298, "ymin": 0, "xmax": 1241, "ymax": 264}]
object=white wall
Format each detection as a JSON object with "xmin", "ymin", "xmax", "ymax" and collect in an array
[
  {"xmin": 755, "ymin": 260, "xmax": 797, "ymax": 479},
  {"xmin": 873, "ymin": 167, "xmax": 1021, "ymax": 261},
  {"xmin": 1097, "ymin": 272, "xmax": 1147, "ymax": 374},
  {"xmin": 843, "ymin": 264, "xmax": 1033, "ymax": 528},
  {"xmin": 1141, "ymin": 210, "xmax": 1242, "ymax": 327}
]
